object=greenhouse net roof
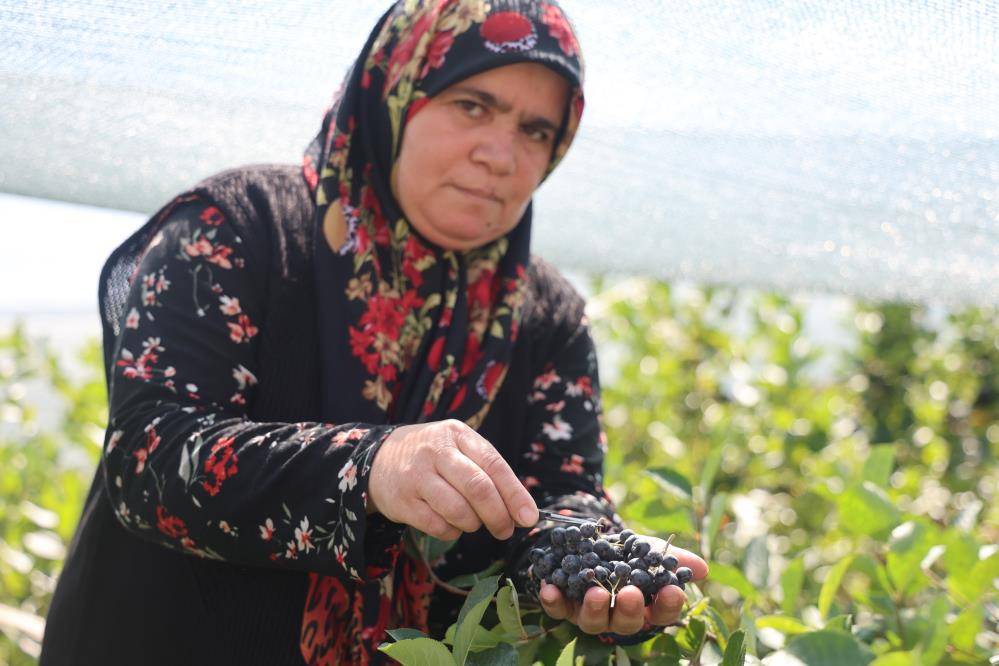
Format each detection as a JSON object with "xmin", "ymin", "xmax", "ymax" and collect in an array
[{"xmin": 1, "ymin": 0, "xmax": 997, "ymax": 306}]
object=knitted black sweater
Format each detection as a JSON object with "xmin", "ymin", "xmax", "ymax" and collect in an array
[{"xmin": 40, "ymin": 165, "xmax": 620, "ymax": 665}]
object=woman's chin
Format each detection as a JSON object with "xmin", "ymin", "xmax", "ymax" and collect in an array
[{"xmin": 425, "ymin": 220, "xmax": 504, "ymax": 251}]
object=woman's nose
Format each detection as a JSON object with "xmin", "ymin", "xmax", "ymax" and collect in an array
[{"xmin": 471, "ymin": 129, "xmax": 516, "ymax": 176}]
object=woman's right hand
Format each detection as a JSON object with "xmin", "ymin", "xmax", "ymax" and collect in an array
[{"xmin": 367, "ymin": 419, "xmax": 539, "ymax": 541}]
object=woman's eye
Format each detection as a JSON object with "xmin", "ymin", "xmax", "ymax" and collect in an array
[
  {"xmin": 456, "ymin": 100, "xmax": 484, "ymax": 118},
  {"xmin": 524, "ymin": 127, "xmax": 552, "ymax": 144}
]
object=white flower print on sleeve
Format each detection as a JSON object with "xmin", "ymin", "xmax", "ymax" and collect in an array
[
  {"xmin": 338, "ymin": 460, "xmax": 358, "ymax": 492},
  {"xmin": 542, "ymin": 414, "xmax": 573, "ymax": 441}
]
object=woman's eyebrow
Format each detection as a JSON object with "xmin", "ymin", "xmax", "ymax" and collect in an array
[{"xmin": 449, "ymin": 85, "xmax": 560, "ymax": 131}]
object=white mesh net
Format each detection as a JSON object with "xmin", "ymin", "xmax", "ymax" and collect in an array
[{"xmin": 1, "ymin": 1, "xmax": 997, "ymax": 305}]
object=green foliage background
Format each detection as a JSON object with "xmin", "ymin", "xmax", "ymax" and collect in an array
[{"xmin": 0, "ymin": 280, "xmax": 996, "ymax": 665}]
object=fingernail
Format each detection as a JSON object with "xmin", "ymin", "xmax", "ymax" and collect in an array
[{"xmin": 519, "ymin": 506, "xmax": 536, "ymax": 526}]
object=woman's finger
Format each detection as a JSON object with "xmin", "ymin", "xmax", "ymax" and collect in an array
[
  {"xmin": 669, "ymin": 545, "xmax": 709, "ymax": 581},
  {"xmin": 646, "ymin": 584, "xmax": 686, "ymax": 626},
  {"xmin": 435, "ymin": 446, "xmax": 514, "ymax": 539},
  {"xmin": 407, "ymin": 499, "xmax": 462, "ymax": 541},
  {"xmin": 450, "ymin": 423, "xmax": 538, "ymax": 528},
  {"xmin": 608, "ymin": 586, "xmax": 646, "ymax": 635},
  {"xmin": 417, "ymin": 478, "xmax": 482, "ymax": 534},
  {"xmin": 539, "ymin": 582, "xmax": 572, "ymax": 621},
  {"xmin": 574, "ymin": 586, "xmax": 611, "ymax": 634}
]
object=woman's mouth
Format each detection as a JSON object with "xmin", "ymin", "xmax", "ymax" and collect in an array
[{"xmin": 452, "ymin": 184, "xmax": 500, "ymax": 203}]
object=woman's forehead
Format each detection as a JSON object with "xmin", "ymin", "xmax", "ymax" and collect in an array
[{"xmin": 438, "ymin": 63, "xmax": 571, "ymax": 120}]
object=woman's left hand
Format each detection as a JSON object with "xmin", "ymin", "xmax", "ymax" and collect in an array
[{"xmin": 538, "ymin": 538, "xmax": 708, "ymax": 635}]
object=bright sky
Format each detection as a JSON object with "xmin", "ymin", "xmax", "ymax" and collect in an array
[{"xmin": 0, "ymin": 193, "xmax": 143, "ymax": 313}]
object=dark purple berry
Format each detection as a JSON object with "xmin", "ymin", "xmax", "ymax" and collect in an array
[
  {"xmin": 577, "ymin": 539, "xmax": 594, "ymax": 554},
  {"xmin": 619, "ymin": 529, "xmax": 635, "ymax": 541},
  {"xmin": 563, "ymin": 541, "xmax": 578, "ymax": 554},
  {"xmin": 593, "ymin": 540, "xmax": 615, "ymax": 560},
  {"xmin": 581, "ymin": 568, "xmax": 595, "ymax": 582},
  {"xmin": 530, "ymin": 548, "xmax": 546, "ymax": 564},
  {"xmin": 628, "ymin": 557, "xmax": 648, "ymax": 571},
  {"xmin": 581, "ymin": 552, "xmax": 601, "ymax": 569},
  {"xmin": 653, "ymin": 570, "xmax": 670, "ymax": 588},
  {"xmin": 594, "ymin": 565, "xmax": 609, "ymax": 582},
  {"xmin": 565, "ymin": 526, "xmax": 581, "ymax": 543},
  {"xmin": 644, "ymin": 551, "xmax": 663, "ymax": 567},
  {"xmin": 580, "ymin": 522, "xmax": 597, "ymax": 538},
  {"xmin": 551, "ymin": 568, "xmax": 568, "ymax": 588},
  {"xmin": 663, "ymin": 555, "xmax": 679, "ymax": 571},
  {"xmin": 562, "ymin": 554, "xmax": 582, "ymax": 574},
  {"xmin": 631, "ymin": 541, "xmax": 651, "ymax": 558},
  {"xmin": 622, "ymin": 535, "xmax": 637, "ymax": 558},
  {"xmin": 676, "ymin": 567, "xmax": 693, "ymax": 585},
  {"xmin": 614, "ymin": 562, "xmax": 632, "ymax": 581},
  {"xmin": 629, "ymin": 569, "xmax": 652, "ymax": 591},
  {"xmin": 551, "ymin": 527, "xmax": 566, "ymax": 545},
  {"xmin": 542, "ymin": 552, "xmax": 558, "ymax": 570}
]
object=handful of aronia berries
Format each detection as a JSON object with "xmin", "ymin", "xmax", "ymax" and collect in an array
[{"xmin": 528, "ymin": 523, "xmax": 692, "ymax": 607}]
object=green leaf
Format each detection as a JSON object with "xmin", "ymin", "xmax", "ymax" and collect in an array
[
  {"xmin": 702, "ymin": 492, "xmax": 728, "ymax": 558},
  {"xmin": 823, "ymin": 615, "xmax": 852, "ymax": 632},
  {"xmin": 949, "ymin": 604, "xmax": 983, "ymax": 652},
  {"xmin": 386, "ymin": 628, "xmax": 429, "ymax": 641},
  {"xmin": 646, "ymin": 467, "xmax": 693, "ymax": 503},
  {"xmin": 861, "ymin": 444, "xmax": 895, "ymax": 488},
  {"xmin": 869, "ymin": 652, "xmax": 917, "ymax": 666},
  {"xmin": 378, "ymin": 637, "xmax": 456, "ymax": 666},
  {"xmin": 780, "ymin": 558, "xmax": 805, "ymax": 615},
  {"xmin": 418, "ymin": 531, "xmax": 460, "ymax": 561},
  {"xmin": 636, "ymin": 506, "xmax": 696, "ymax": 536},
  {"xmin": 465, "ymin": 643, "xmax": 517, "ymax": 666},
  {"xmin": 722, "ymin": 630, "xmax": 747, "ymax": 666},
  {"xmin": 756, "ymin": 615, "xmax": 810, "ymax": 635},
  {"xmin": 740, "ymin": 606, "xmax": 760, "ymax": 659},
  {"xmin": 943, "ymin": 532, "xmax": 980, "ymax": 598},
  {"xmin": 762, "ymin": 630, "xmax": 872, "ymax": 666},
  {"xmin": 818, "ymin": 555, "xmax": 855, "ymax": 620},
  {"xmin": 920, "ymin": 596, "xmax": 948, "ymax": 666},
  {"xmin": 639, "ymin": 633, "xmax": 682, "ymax": 663},
  {"xmin": 453, "ymin": 575, "xmax": 500, "ymax": 665},
  {"xmin": 699, "ymin": 444, "xmax": 725, "ymax": 501},
  {"xmin": 443, "ymin": 623, "xmax": 505, "ymax": 653},
  {"xmin": 886, "ymin": 520, "xmax": 933, "ymax": 593},
  {"xmin": 675, "ymin": 617, "xmax": 707, "ymax": 655},
  {"xmin": 555, "ymin": 637, "xmax": 583, "ymax": 666},
  {"xmin": 950, "ymin": 551, "xmax": 999, "ymax": 604},
  {"xmin": 615, "ymin": 646, "xmax": 632, "ymax": 666},
  {"xmin": 837, "ymin": 482, "xmax": 901, "ymax": 536},
  {"xmin": 744, "ymin": 535, "xmax": 769, "ymax": 589},
  {"xmin": 447, "ymin": 561, "xmax": 505, "ymax": 589},
  {"xmin": 709, "ymin": 562, "xmax": 758, "ymax": 602},
  {"xmin": 702, "ymin": 604, "xmax": 732, "ymax": 647},
  {"xmin": 495, "ymin": 579, "xmax": 525, "ymax": 639}
]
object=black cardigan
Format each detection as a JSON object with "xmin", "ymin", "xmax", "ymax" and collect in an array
[{"xmin": 40, "ymin": 165, "xmax": 617, "ymax": 665}]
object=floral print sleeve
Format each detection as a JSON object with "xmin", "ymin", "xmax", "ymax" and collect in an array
[{"xmin": 103, "ymin": 200, "xmax": 405, "ymax": 581}]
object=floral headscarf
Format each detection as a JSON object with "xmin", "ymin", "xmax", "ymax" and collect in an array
[{"xmin": 300, "ymin": 0, "xmax": 583, "ymax": 662}]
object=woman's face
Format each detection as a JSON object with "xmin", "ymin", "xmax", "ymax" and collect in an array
[{"xmin": 392, "ymin": 62, "xmax": 570, "ymax": 252}]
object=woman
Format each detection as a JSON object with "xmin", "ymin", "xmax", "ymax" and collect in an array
[{"xmin": 41, "ymin": 1, "xmax": 707, "ymax": 663}]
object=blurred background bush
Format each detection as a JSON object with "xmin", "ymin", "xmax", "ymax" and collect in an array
[{"xmin": 1, "ymin": 281, "xmax": 995, "ymax": 664}]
